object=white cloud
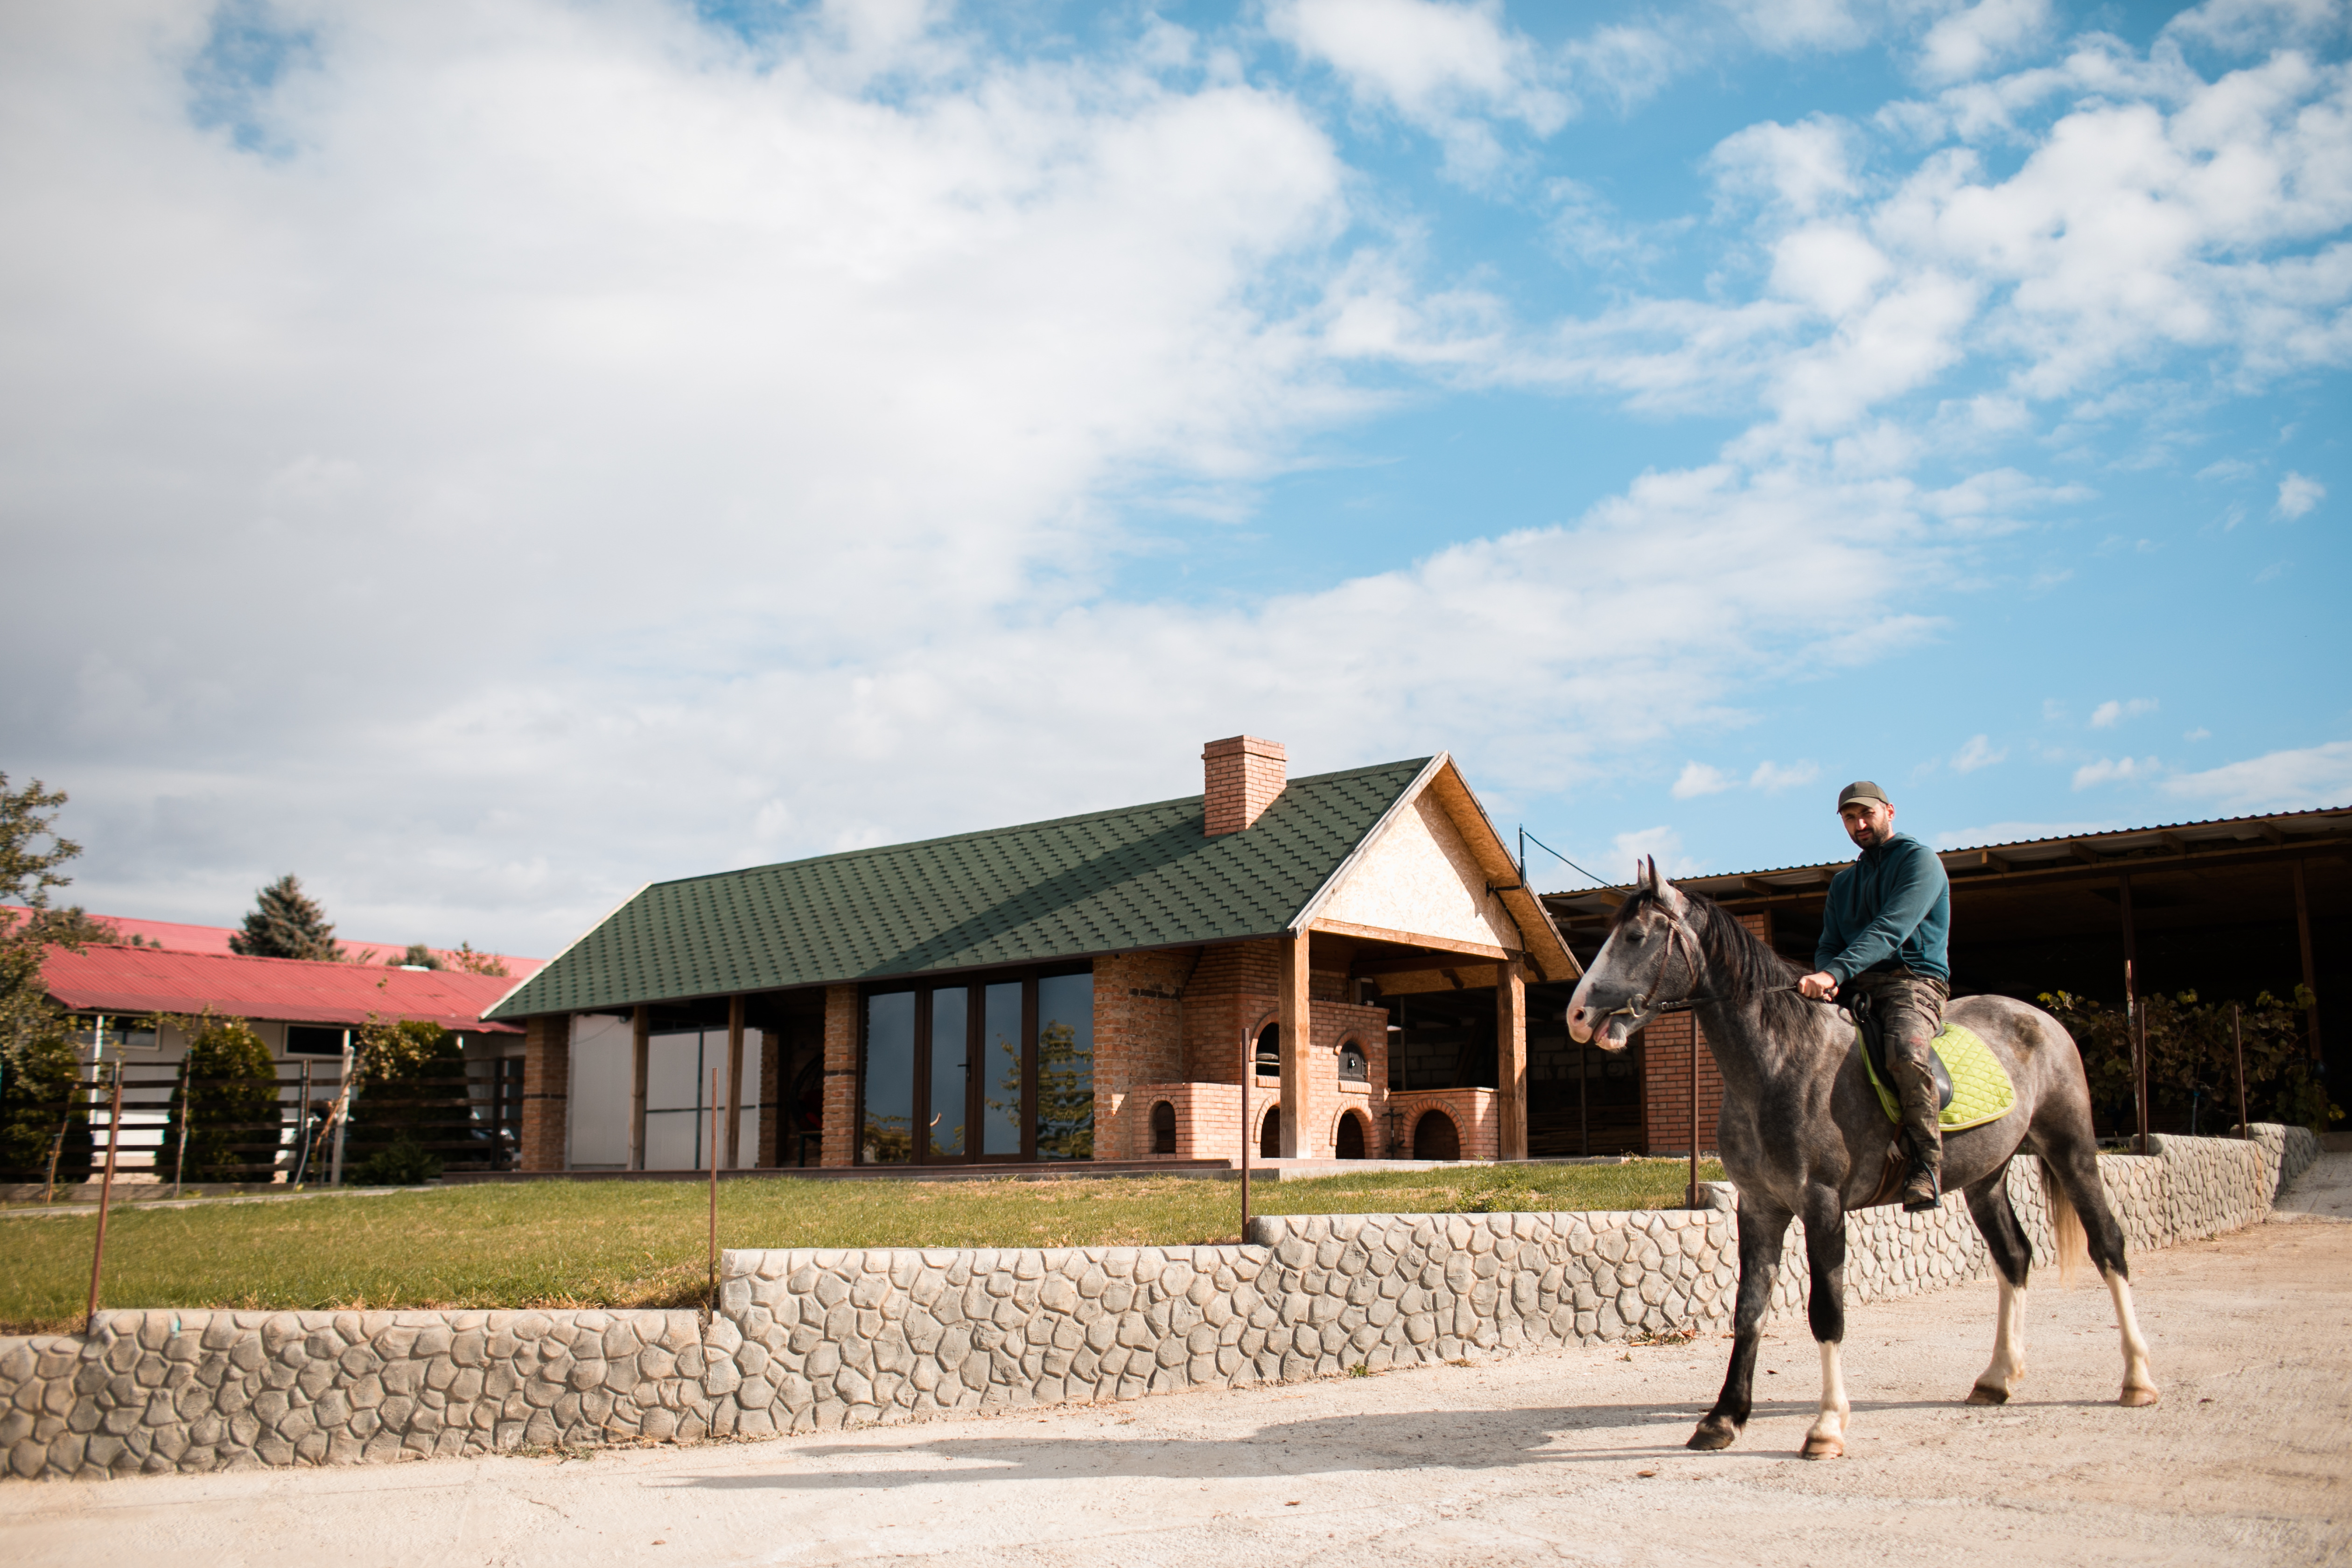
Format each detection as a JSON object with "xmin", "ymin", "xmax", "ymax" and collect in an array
[
  {"xmin": 2276, "ymin": 470, "xmax": 2326, "ymax": 517},
  {"xmin": 2184, "ymin": 727, "xmax": 2213, "ymax": 741},
  {"xmin": 2073, "ymin": 755, "xmax": 2163, "ymax": 789},
  {"xmin": 2090, "ymin": 697, "xmax": 2159, "ymax": 728},
  {"xmin": 1673, "ymin": 762, "xmax": 1737, "ymax": 798},
  {"xmin": 1918, "ymin": 0, "xmax": 2052, "ymax": 85},
  {"xmin": 1267, "ymin": 0, "xmax": 1567, "ymax": 180},
  {"xmin": 1749, "ymin": 759, "xmax": 1821, "ymax": 791},
  {"xmin": 1952, "ymin": 733, "xmax": 2008, "ymax": 771},
  {"xmin": 2162, "ymin": 740, "xmax": 2352, "ymax": 813},
  {"xmin": 1708, "ymin": 115, "xmax": 1862, "ymax": 219},
  {"xmin": 1611, "ymin": 826, "xmax": 1701, "ymax": 879}
]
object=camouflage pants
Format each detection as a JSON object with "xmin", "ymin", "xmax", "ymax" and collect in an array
[{"xmin": 1848, "ymin": 968, "xmax": 1950, "ymax": 1162}]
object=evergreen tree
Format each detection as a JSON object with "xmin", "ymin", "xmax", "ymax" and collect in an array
[{"xmin": 228, "ymin": 874, "xmax": 344, "ymax": 961}]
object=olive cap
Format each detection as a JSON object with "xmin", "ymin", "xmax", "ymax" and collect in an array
[{"xmin": 1837, "ymin": 780, "xmax": 1890, "ymax": 810}]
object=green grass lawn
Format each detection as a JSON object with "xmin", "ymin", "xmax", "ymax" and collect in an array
[{"xmin": 0, "ymin": 1161, "xmax": 1724, "ymax": 1335}]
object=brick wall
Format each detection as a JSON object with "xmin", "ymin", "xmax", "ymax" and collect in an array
[
  {"xmin": 519, "ymin": 1013, "xmax": 569, "ymax": 1172},
  {"xmin": 1093, "ymin": 949, "xmax": 1197, "ymax": 1159},
  {"xmin": 1180, "ymin": 940, "xmax": 1284, "ymax": 1082},
  {"xmin": 820, "ymin": 985, "xmax": 857, "ymax": 1169},
  {"xmin": 1127, "ymin": 1080, "xmax": 1246, "ymax": 1161}
]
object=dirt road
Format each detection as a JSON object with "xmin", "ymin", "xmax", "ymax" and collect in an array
[{"xmin": 6, "ymin": 1201, "xmax": 2346, "ymax": 1567}]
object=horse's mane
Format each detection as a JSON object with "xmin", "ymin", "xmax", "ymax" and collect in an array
[{"xmin": 1608, "ymin": 883, "xmax": 1816, "ymax": 1036}]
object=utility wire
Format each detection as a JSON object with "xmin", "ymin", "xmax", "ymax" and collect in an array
[{"xmin": 1520, "ymin": 829, "xmax": 1612, "ymax": 890}]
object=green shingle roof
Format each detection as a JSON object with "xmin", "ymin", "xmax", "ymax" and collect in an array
[{"xmin": 487, "ymin": 758, "xmax": 1433, "ymax": 1019}]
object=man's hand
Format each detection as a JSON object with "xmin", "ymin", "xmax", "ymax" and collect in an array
[{"xmin": 1799, "ymin": 971, "xmax": 1839, "ymax": 1001}]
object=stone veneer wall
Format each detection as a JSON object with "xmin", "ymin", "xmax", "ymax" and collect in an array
[{"xmin": 1, "ymin": 1127, "xmax": 2319, "ymax": 1481}]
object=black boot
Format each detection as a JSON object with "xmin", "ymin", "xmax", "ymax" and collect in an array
[{"xmin": 1898, "ymin": 1135, "xmax": 1942, "ymax": 1212}]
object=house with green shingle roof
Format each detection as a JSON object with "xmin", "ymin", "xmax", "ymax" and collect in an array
[{"xmin": 492, "ymin": 738, "xmax": 1579, "ymax": 1171}]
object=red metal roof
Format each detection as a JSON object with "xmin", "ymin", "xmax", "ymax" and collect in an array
[
  {"xmin": 39, "ymin": 945, "xmax": 524, "ymax": 1034},
  {"xmin": 0, "ymin": 907, "xmax": 544, "ymax": 978}
]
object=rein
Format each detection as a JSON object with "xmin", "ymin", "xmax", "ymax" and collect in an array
[{"xmin": 1601, "ymin": 911, "xmax": 1818, "ymax": 1019}]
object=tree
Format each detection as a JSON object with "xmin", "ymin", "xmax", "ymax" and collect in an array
[
  {"xmin": 343, "ymin": 1017, "xmax": 471, "ymax": 1179},
  {"xmin": 2041, "ymin": 986, "xmax": 2341, "ymax": 1135},
  {"xmin": 446, "ymin": 943, "xmax": 510, "ymax": 978},
  {"xmin": 228, "ymin": 874, "xmax": 345, "ymax": 961},
  {"xmin": 159, "ymin": 1015, "xmax": 281, "ymax": 1184},
  {"xmin": 386, "ymin": 943, "xmax": 444, "ymax": 970},
  {"xmin": 0, "ymin": 774, "xmax": 94, "ymax": 1183}
]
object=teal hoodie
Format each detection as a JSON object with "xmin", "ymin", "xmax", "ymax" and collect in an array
[{"xmin": 1814, "ymin": 832, "xmax": 1950, "ymax": 984}]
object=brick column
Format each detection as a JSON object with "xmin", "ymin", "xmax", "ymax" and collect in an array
[
  {"xmin": 1497, "ymin": 958, "xmax": 1527, "ymax": 1161},
  {"xmin": 821, "ymin": 984, "xmax": 858, "ymax": 1168},
  {"xmin": 629, "ymin": 1005, "xmax": 650, "ymax": 1171},
  {"xmin": 1278, "ymin": 932, "xmax": 1311, "ymax": 1156},
  {"xmin": 724, "ymin": 994, "xmax": 745, "ymax": 1169},
  {"xmin": 757, "ymin": 1029, "xmax": 781, "ymax": 1168},
  {"xmin": 519, "ymin": 1013, "xmax": 569, "ymax": 1172}
]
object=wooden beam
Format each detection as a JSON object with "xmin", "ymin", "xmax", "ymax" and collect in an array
[
  {"xmin": 2260, "ymin": 820, "xmax": 2286, "ymax": 845},
  {"xmin": 1310, "ymin": 918, "xmax": 1517, "ymax": 963},
  {"xmin": 1278, "ymin": 932, "xmax": 1309, "ymax": 1158},
  {"xmin": 1497, "ymin": 958, "xmax": 1526, "ymax": 1162},
  {"xmin": 1740, "ymin": 876, "xmax": 1779, "ymax": 896},
  {"xmin": 2295, "ymin": 860, "xmax": 2323, "ymax": 1064},
  {"xmin": 2069, "ymin": 841, "xmax": 2105, "ymax": 866},
  {"xmin": 2157, "ymin": 832, "xmax": 2188, "ymax": 856}
]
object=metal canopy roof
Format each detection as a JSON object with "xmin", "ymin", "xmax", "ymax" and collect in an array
[
  {"xmin": 40, "ymin": 945, "xmax": 525, "ymax": 1034},
  {"xmin": 1541, "ymin": 805, "xmax": 2352, "ymax": 925},
  {"xmin": 488, "ymin": 759, "xmax": 1439, "ymax": 1021}
]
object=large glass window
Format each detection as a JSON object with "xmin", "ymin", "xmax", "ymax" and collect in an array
[
  {"xmin": 1036, "ymin": 973, "xmax": 1093, "ymax": 1160},
  {"xmin": 981, "ymin": 982, "xmax": 1023, "ymax": 1158},
  {"xmin": 861, "ymin": 969, "xmax": 1091, "ymax": 1164},
  {"xmin": 862, "ymin": 992, "xmax": 916, "ymax": 1164},
  {"xmin": 643, "ymin": 1027, "xmax": 763, "ymax": 1170}
]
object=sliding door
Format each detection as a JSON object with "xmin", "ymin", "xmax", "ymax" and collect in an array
[{"xmin": 860, "ymin": 969, "xmax": 1091, "ymax": 1164}]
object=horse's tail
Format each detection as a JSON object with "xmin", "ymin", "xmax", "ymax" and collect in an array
[{"xmin": 2040, "ymin": 1157, "xmax": 2088, "ymax": 1289}]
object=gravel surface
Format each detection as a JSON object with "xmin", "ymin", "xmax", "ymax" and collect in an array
[{"xmin": 5, "ymin": 1189, "xmax": 2346, "ymax": 1568}]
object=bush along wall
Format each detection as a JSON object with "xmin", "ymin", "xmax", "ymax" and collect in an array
[{"xmin": 0, "ymin": 1126, "xmax": 2320, "ymax": 1481}]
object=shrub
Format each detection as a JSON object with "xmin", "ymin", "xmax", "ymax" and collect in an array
[
  {"xmin": 2040, "ymin": 985, "xmax": 2342, "ymax": 1135},
  {"xmin": 0, "ymin": 1015, "xmax": 91, "ymax": 1183},
  {"xmin": 160, "ymin": 1016, "xmax": 282, "ymax": 1183},
  {"xmin": 350, "ymin": 1135, "xmax": 442, "ymax": 1186},
  {"xmin": 343, "ymin": 1018, "xmax": 473, "ymax": 1177}
]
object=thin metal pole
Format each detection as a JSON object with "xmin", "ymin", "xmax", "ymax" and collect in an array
[
  {"xmin": 2233, "ymin": 1002, "xmax": 2249, "ymax": 1140},
  {"xmin": 173, "ymin": 1053, "xmax": 191, "ymax": 1198},
  {"xmin": 2136, "ymin": 986, "xmax": 2151, "ymax": 1156},
  {"xmin": 1688, "ymin": 1021, "xmax": 1701, "ymax": 1208},
  {"xmin": 85, "ymin": 1064, "xmax": 123, "ymax": 1334},
  {"xmin": 291, "ymin": 1060, "xmax": 315, "ymax": 1185},
  {"xmin": 1239, "ymin": 1029, "xmax": 1252, "ymax": 1242},
  {"xmin": 708, "ymin": 1067, "xmax": 721, "ymax": 1309}
]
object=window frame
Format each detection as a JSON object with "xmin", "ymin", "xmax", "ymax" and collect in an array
[{"xmin": 856, "ymin": 963, "xmax": 1091, "ymax": 1166}]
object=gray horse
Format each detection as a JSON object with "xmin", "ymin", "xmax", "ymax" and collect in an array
[{"xmin": 1565, "ymin": 859, "xmax": 2157, "ymax": 1458}]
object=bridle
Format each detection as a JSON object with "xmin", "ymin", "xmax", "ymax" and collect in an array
[{"xmin": 1598, "ymin": 908, "xmax": 1817, "ymax": 1022}]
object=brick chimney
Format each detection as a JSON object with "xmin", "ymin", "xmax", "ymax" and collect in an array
[{"xmin": 1203, "ymin": 735, "xmax": 1286, "ymax": 836}]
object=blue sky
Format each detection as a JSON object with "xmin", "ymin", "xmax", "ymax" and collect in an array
[{"xmin": 1, "ymin": 0, "xmax": 2346, "ymax": 952}]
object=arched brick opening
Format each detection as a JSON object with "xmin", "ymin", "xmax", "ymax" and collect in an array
[
  {"xmin": 1149, "ymin": 1099, "xmax": 1176, "ymax": 1155},
  {"xmin": 1335, "ymin": 1108, "xmax": 1368, "ymax": 1159},
  {"xmin": 1259, "ymin": 1104, "xmax": 1281, "ymax": 1159},
  {"xmin": 1412, "ymin": 1108, "xmax": 1461, "ymax": 1161},
  {"xmin": 1253, "ymin": 1020, "xmax": 1281, "ymax": 1078}
]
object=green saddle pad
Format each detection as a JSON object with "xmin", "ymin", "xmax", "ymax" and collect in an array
[{"xmin": 1855, "ymin": 1022, "xmax": 2017, "ymax": 1132}]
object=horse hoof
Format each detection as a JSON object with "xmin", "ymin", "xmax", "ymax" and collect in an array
[
  {"xmin": 1966, "ymin": 1384, "xmax": 2009, "ymax": 1406},
  {"xmin": 2120, "ymin": 1385, "xmax": 2159, "ymax": 1408},
  {"xmin": 1687, "ymin": 1418, "xmax": 1739, "ymax": 1451},
  {"xmin": 1800, "ymin": 1435, "xmax": 1844, "ymax": 1460}
]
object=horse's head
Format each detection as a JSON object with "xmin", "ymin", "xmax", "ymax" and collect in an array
[{"xmin": 1565, "ymin": 856, "xmax": 1695, "ymax": 1051}]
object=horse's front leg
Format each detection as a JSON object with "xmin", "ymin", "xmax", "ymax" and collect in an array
[
  {"xmin": 1689, "ymin": 1197, "xmax": 1790, "ymax": 1451},
  {"xmin": 1799, "ymin": 1185, "xmax": 1850, "ymax": 1459}
]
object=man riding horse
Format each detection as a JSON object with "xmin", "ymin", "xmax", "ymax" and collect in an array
[{"xmin": 1797, "ymin": 781, "xmax": 1952, "ymax": 1211}]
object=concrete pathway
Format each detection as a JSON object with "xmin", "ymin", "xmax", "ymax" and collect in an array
[
  {"xmin": 2273, "ymin": 1150, "xmax": 2352, "ymax": 1222},
  {"xmin": 4, "ymin": 1211, "xmax": 2345, "ymax": 1566}
]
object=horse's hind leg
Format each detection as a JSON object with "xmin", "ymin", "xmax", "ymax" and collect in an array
[
  {"xmin": 1799, "ymin": 1185, "xmax": 1850, "ymax": 1459},
  {"xmin": 1963, "ymin": 1167, "xmax": 2031, "ymax": 1405},
  {"xmin": 1689, "ymin": 1197, "xmax": 1790, "ymax": 1451},
  {"xmin": 2044, "ymin": 1141, "xmax": 2159, "ymax": 1407}
]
